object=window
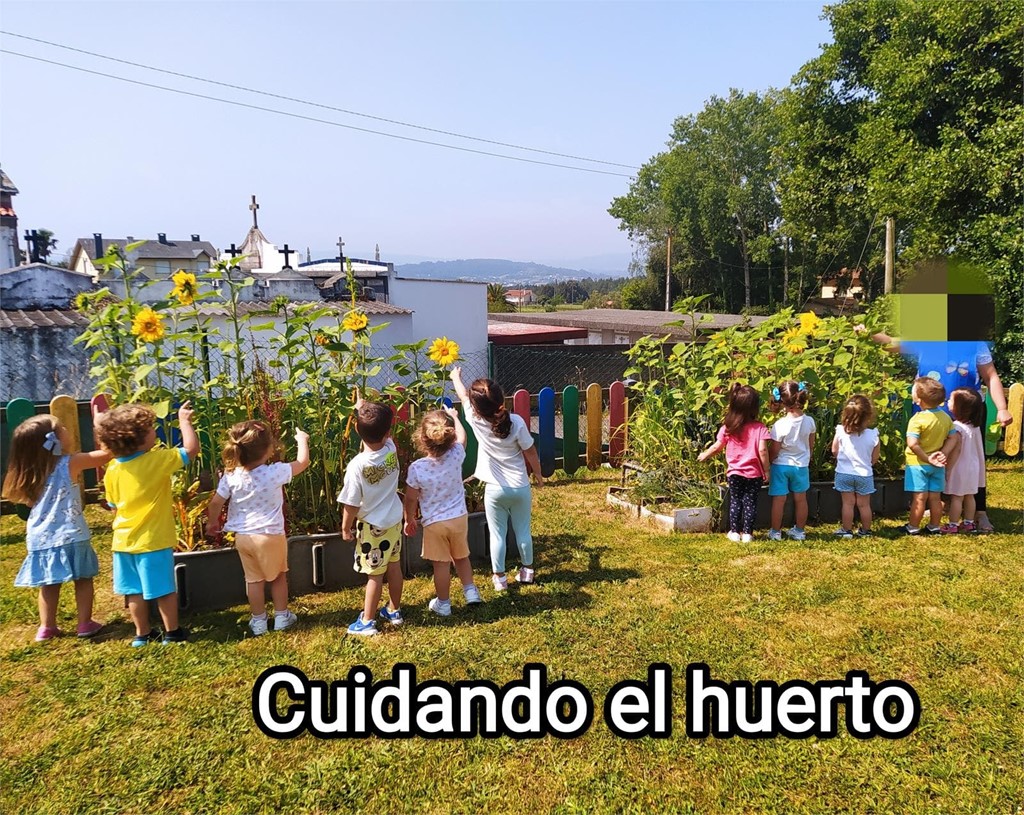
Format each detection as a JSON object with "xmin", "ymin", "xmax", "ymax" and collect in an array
[{"xmin": 153, "ymin": 260, "xmax": 171, "ymax": 277}]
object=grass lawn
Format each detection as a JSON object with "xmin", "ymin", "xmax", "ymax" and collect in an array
[{"xmin": 2, "ymin": 464, "xmax": 1022, "ymax": 814}]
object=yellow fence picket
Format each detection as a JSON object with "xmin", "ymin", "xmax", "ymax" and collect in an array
[
  {"xmin": 49, "ymin": 395, "xmax": 83, "ymax": 495},
  {"xmin": 586, "ymin": 383, "xmax": 603, "ymax": 471},
  {"xmin": 1003, "ymin": 382, "xmax": 1024, "ymax": 456}
]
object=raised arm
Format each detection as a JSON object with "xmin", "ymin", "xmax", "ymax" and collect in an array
[
  {"xmin": 449, "ymin": 366, "xmax": 470, "ymax": 405},
  {"xmin": 69, "ymin": 449, "xmax": 113, "ymax": 480},
  {"xmin": 443, "ymin": 405, "xmax": 467, "ymax": 447},
  {"xmin": 291, "ymin": 429, "xmax": 310, "ymax": 476},
  {"xmin": 178, "ymin": 401, "xmax": 200, "ymax": 462}
]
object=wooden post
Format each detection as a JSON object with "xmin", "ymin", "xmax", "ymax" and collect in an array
[
  {"xmin": 885, "ymin": 217, "xmax": 895, "ymax": 294},
  {"xmin": 665, "ymin": 232, "xmax": 673, "ymax": 311}
]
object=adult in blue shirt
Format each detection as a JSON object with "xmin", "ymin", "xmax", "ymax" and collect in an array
[{"xmin": 871, "ymin": 332, "xmax": 1013, "ymax": 532}]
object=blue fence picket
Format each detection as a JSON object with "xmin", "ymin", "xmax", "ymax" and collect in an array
[{"xmin": 538, "ymin": 387, "xmax": 556, "ymax": 477}]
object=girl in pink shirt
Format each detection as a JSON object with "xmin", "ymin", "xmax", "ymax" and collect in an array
[{"xmin": 698, "ymin": 384, "xmax": 771, "ymax": 543}]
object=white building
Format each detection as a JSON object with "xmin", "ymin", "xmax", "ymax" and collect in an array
[{"xmin": 0, "ymin": 167, "xmax": 21, "ymax": 270}]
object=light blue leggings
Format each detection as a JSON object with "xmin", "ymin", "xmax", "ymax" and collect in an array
[{"xmin": 484, "ymin": 484, "xmax": 534, "ymax": 574}]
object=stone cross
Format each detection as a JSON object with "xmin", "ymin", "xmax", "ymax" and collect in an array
[
  {"xmin": 249, "ymin": 194, "xmax": 260, "ymax": 229},
  {"xmin": 23, "ymin": 229, "xmax": 40, "ymax": 263},
  {"xmin": 226, "ymin": 243, "xmax": 242, "ymax": 270},
  {"xmin": 279, "ymin": 244, "xmax": 295, "ymax": 270},
  {"xmin": 336, "ymin": 236, "xmax": 345, "ymax": 263}
]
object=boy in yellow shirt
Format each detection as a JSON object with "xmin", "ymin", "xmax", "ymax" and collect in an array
[
  {"xmin": 904, "ymin": 378, "xmax": 957, "ymax": 535},
  {"xmin": 96, "ymin": 402, "xmax": 199, "ymax": 646}
]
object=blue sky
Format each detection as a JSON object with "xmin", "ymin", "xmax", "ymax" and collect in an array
[{"xmin": 0, "ymin": 1, "xmax": 832, "ymax": 271}]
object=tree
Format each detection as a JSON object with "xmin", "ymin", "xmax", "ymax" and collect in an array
[
  {"xmin": 783, "ymin": 0, "xmax": 1023, "ymax": 375},
  {"xmin": 486, "ymin": 283, "xmax": 512, "ymax": 313},
  {"xmin": 33, "ymin": 229, "xmax": 58, "ymax": 263}
]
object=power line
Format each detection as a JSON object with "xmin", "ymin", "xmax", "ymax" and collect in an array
[
  {"xmin": 0, "ymin": 50, "xmax": 635, "ymax": 178},
  {"xmin": 0, "ymin": 29, "xmax": 638, "ymax": 171}
]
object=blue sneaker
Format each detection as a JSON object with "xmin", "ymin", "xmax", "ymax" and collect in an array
[
  {"xmin": 347, "ymin": 615, "xmax": 377, "ymax": 637},
  {"xmin": 786, "ymin": 527, "xmax": 806, "ymax": 541},
  {"xmin": 767, "ymin": 529, "xmax": 783, "ymax": 541},
  {"xmin": 131, "ymin": 629, "xmax": 162, "ymax": 648},
  {"xmin": 379, "ymin": 606, "xmax": 403, "ymax": 626}
]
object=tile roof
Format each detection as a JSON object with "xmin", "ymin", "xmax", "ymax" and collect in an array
[
  {"xmin": 0, "ymin": 310, "xmax": 91, "ymax": 330},
  {"xmin": 77, "ymin": 238, "xmax": 218, "ymax": 262}
]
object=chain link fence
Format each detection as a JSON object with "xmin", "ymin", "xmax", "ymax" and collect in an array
[{"xmin": 491, "ymin": 344, "xmax": 633, "ymax": 394}]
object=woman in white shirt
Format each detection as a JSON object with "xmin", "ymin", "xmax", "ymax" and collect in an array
[{"xmin": 451, "ymin": 368, "xmax": 543, "ymax": 591}]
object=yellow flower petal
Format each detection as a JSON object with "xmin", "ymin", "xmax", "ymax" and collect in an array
[{"xmin": 131, "ymin": 307, "xmax": 165, "ymax": 342}]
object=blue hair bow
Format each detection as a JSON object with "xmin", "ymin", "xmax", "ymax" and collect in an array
[
  {"xmin": 43, "ymin": 431, "xmax": 62, "ymax": 456},
  {"xmin": 798, "ymin": 381, "xmax": 807, "ymax": 392},
  {"xmin": 772, "ymin": 387, "xmax": 781, "ymax": 401}
]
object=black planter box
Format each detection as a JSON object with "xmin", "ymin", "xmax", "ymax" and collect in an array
[
  {"xmin": 403, "ymin": 511, "xmax": 514, "ymax": 577},
  {"xmin": 287, "ymin": 533, "xmax": 365, "ymax": 595},
  {"xmin": 719, "ymin": 476, "xmax": 906, "ymax": 531},
  {"xmin": 171, "ymin": 548, "xmax": 248, "ymax": 613}
]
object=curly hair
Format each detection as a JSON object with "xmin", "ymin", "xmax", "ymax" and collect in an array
[
  {"xmin": 223, "ymin": 420, "xmax": 279, "ymax": 470},
  {"xmin": 414, "ymin": 410, "xmax": 457, "ymax": 458},
  {"xmin": 94, "ymin": 404, "xmax": 156, "ymax": 457},
  {"xmin": 1, "ymin": 414, "xmax": 62, "ymax": 505}
]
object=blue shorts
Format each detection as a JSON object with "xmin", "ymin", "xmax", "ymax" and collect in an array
[
  {"xmin": 112, "ymin": 549, "xmax": 176, "ymax": 600},
  {"xmin": 834, "ymin": 472, "xmax": 876, "ymax": 495},
  {"xmin": 768, "ymin": 464, "xmax": 810, "ymax": 496},
  {"xmin": 905, "ymin": 464, "xmax": 945, "ymax": 494}
]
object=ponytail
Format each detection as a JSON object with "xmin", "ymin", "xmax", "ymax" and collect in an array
[
  {"xmin": 222, "ymin": 420, "xmax": 276, "ymax": 470},
  {"xmin": 468, "ymin": 378, "xmax": 512, "ymax": 439},
  {"xmin": 491, "ymin": 406, "xmax": 512, "ymax": 440}
]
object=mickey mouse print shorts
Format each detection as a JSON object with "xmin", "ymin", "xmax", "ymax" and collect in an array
[{"xmin": 353, "ymin": 521, "xmax": 403, "ymax": 576}]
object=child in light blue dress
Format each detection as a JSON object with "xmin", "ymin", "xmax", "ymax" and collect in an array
[{"xmin": 2, "ymin": 415, "xmax": 111, "ymax": 641}]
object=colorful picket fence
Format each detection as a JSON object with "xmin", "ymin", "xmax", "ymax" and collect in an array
[
  {"xmin": 5, "ymin": 382, "xmax": 1024, "ymax": 495},
  {"xmin": 1, "ymin": 383, "xmax": 633, "ymax": 495}
]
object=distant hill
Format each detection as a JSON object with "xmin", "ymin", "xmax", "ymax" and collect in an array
[{"xmin": 394, "ymin": 258, "xmax": 623, "ymax": 284}]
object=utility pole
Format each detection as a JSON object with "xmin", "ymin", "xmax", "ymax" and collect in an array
[
  {"xmin": 884, "ymin": 217, "xmax": 895, "ymax": 294},
  {"xmin": 664, "ymin": 231, "xmax": 673, "ymax": 311}
]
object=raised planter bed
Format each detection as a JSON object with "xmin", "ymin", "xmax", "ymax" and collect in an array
[
  {"xmin": 606, "ymin": 486, "xmax": 717, "ymax": 534},
  {"xmin": 169, "ymin": 533, "xmax": 364, "ymax": 614},
  {"xmin": 403, "ymin": 512, "xmax": 514, "ymax": 577}
]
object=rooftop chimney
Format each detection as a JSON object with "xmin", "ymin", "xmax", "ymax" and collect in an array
[
  {"xmin": 191, "ymin": 234, "xmax": 200, "ymax": 242},
  {"xmin": 93, "ymin": 233, "xmax": 103, "ymax": 258},
  {"xmin": 126, "ymin": 236, "xmax": 134, "ymax": 242},
  {"xmin": 157, "ymin": 233, "xmax": 168, "ymax": 244}
]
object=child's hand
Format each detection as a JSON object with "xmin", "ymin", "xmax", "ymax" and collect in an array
[
  {"xmin": 442, "ymin": 405, "xmax": 459, "ymax": 420},
  {"xmin": 449, "ymin": 366, "xmax": 462, "ymax": 383},
  {"xmin": 404, "ymin": 519, "xmax": 418, "ymax": 537},
  {"xmin": 928, "ymin": 451, "xmax": 947, "ymax": 467},
  {"xmin": 353, "ymin": 388, "xmax": 364, "ymax": 411},
  {"xmin": 341, "ymin": 525, "xmax": 356, "ymax": 541},
  {"xmin": 294, "ymin": 428, "xmax": 309, "ymax": 444},
  {"xmin": 178, "ymin": 400, "xmax": 194, "ymax": 424},
  {"xmin": 533, "ymin": 473, "xmax": 545, "ymax": 488},
  {"xmin": 205, "ymin": 519, "xmax": 221, "ymax": 537}
]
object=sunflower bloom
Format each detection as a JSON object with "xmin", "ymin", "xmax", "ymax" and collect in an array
[
  {"xmin": 798, "ymin": 311, "xmax": 821, "ymax": 336},
  {"xmin": 343, "ymin": 310, "xmax": 369, "ymax": 332},
  {"xmin": 131, "ymin": 307, "xmax": 165, "ymax": 342},
  {"xmin": 171, "ymin": 269, "xmax": 198, "ymax": 306},
  {"xmin": 428, "ymin": 336, "xmax": 460, "ymax": 367},
  {"xmin": 314, "ymin": 332, "xmax": 329, "ymax": 346}
]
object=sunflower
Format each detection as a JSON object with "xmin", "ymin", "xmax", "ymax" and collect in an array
[
  {"xmin": 428, "ymin": 336, "xmax": 460, "ymax": 367},
  {"xmin": 131, "ymin": 307, "xmax": 165, "ymax": 342},
  {"xmin": 314, "ymin": 332, "xmax": 329, "ymax": 347},
  {"xmin": 171, "ymin": 269, "xmax": 198, "ymax": 306},
  {"xmin": 343, "ymin": 310, "xmax": 368, "ymax": 332},
  {"xmin": 798, "ymin": 311, "xmax": 821, "ymax": 336}
]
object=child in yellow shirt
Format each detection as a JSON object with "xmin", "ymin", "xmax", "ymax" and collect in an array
[
  {"xmin": 903, "ymin": 378, "xmax": 956, "ymax": 535},
  {"xmin": 96, "ymin": 402, "xmax": 199, "ymax": 646}
]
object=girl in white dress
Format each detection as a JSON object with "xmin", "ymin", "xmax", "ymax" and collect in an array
[{"xmin": 941, "ymin": 388, "xmax": 986, "ymax": 534}]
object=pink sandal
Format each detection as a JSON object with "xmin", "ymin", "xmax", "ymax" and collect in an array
[{"xmin": 35, "ymin": 626, "xmax": 61, "ymax": 642}]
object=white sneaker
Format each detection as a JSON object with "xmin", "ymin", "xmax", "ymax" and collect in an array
[
  {"xmin": 727, "ymin": 531, "xmax": 741, "ymax": 543},
  {"xmin": 428, "ymin": 598, "xmax": 452, "ymax": 616},
  {"xmin": 492, "ymin": 573, "xmax": 508, "ymax": 592},
  {"xmin": 463, "ymin": 584, "xmax": 483, "ymax": 605},
  {"xmin": 740, "ymin": 533, "xmax": 753, "ymax": 544},
  {"xmin": 274, "ymin": 610, "xmax": 298, "ymax": 632},
  {"xmin": 249, "ymin": 615, "xmax": 268, "ymax": 637},
  {"xmin": 515, "ymin": 567, "xmax": 535, "ymax": 585}
]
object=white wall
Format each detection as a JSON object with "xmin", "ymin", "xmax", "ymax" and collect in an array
[
  {"xmin": 390, "ymin": 276, "xmax": 489, "ymax": 378},
  {"xmin": 0, "ymin": 226, "xmax": 17, "ymax": 270}
]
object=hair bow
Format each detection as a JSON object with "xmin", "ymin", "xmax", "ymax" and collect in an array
[
  {"xmin": 798, "ymin": 381, "xmax": 807, "ymax": 392},
  {"xmin": 772, "ymin": 387, "xmax": 781, "ymax": 401},
  {"xmin": 42, "ymin": 431, "xmax": 62, "ymax": 456}
]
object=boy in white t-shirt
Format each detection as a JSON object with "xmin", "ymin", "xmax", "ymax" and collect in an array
[
  {"xmin": 338, "ymin": 396, "xmax": 405, "ymax": 637},
  {"xmin": 404, "ymin": 406, "xmax": 483, "ymax": 616},
  {"xmin": 830, "ymin": 395, "xmax": 880, "ymax": 538},
  {"xmin": 206, "ymin": 421, "xmax": 310, "ymax": 636}
]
